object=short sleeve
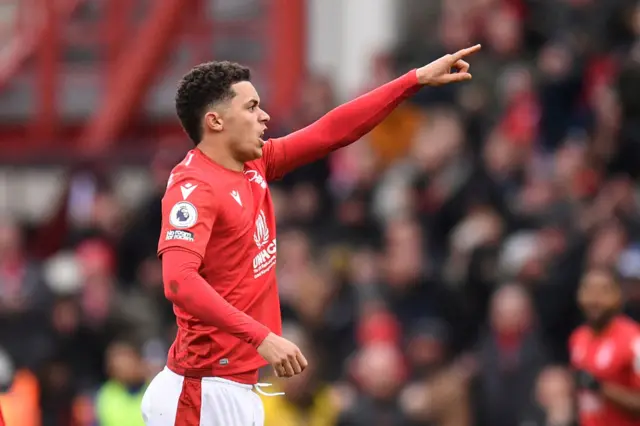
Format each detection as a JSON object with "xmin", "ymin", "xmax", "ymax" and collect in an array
[{"xmin": 157, "ymin": 175, "xmax": 217, "ymax": 259}]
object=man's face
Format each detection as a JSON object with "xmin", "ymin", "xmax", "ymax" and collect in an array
[
  {"xmin": 578, "ymin": 270, "xmax": 621, "ymax": 328},
  {"xmin": 107, "ymin": 343, "xmax": 142, "ymax": 385},
  {"xmin": 214, "ymin": 81, "xmax": 270, "ymax": 162}
]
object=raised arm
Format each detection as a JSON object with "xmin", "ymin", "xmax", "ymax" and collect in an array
[{"xmin": 261, "ymin": 44, "xmax": 481, "ymax": 180}]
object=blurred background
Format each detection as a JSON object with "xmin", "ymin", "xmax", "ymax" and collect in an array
[{"xmin": 1, "ymin": 0, "xmax": 640, "ymax": 425}]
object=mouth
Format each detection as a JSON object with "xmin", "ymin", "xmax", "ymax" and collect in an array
[{"xmin": 258, "ymin": 128, "xmax": 266, "ymax": 147}]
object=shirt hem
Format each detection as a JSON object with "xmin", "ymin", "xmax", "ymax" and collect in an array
[{"xmin": 166, "ymin": 360, "xmax": 268, "ymax": 384}]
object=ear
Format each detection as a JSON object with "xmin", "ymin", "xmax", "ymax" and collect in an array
[{"xmin": 204, "ymin": 111, "xmax": 223, "ymax": 133}]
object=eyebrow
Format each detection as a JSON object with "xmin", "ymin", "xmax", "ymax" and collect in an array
[{"xmin": 246, "ymin": 99, "xmax": 259, "ymax": 108}]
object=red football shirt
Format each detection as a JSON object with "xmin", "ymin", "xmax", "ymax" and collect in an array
[
  {"xmin": 570, "ymin": 316, "xmax": 640, "ymax": 426},
  {"xmin": 157, "ymin": 69, "xmax": 420, "ymax": 384},
  {"xmin": 158, "ymin": 145, "xmax": 289, "ymax": 382}
]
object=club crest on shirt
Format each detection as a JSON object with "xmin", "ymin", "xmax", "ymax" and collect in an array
[
  {"xmin": 252, "ymin": 209, "xmax": 277, "ymax": 278},
  {"xmin": 169, "ymin": 201, "xmax": 198, "ymax": 229},
  {"xmin": 253, "ymin": 210, "xmax": 270, "ymax": 248}
]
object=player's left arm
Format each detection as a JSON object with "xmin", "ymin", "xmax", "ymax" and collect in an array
[
  {"xmin": 601, "ymin": 335, "xmax": 640, "ymax": 415},
  {"xmin": 261, "ymin": 44, "xmax": 481, "ymax": 181}
]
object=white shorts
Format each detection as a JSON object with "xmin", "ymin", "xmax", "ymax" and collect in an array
[{"xmin": 141, "ymin": 367, "xmax": 264, "ymax": 426}]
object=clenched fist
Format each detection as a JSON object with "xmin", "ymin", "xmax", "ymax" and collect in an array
[{"xmin": 257, "ymin": 332, "xmax": 308, "ymax": 378}]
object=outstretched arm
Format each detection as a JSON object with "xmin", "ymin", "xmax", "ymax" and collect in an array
[{"xmin": 262, "ymin": 44, "xmax": 481, "ymax": 180}]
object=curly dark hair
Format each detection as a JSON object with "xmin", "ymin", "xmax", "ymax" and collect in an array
[{"xmin": 175, "ymin": 61, "xmax": 251, "ymax": 144}]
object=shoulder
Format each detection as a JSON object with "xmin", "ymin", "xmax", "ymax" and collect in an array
[
  {"xmin": 165, "ymin": 149, "xmax": 228, "ymax": 194},
  {"xmin": 163, "ymin": 159, "xmax": 218, "ymax": 205},
  {"xmin": 162, "ymin": 168, "xmax": 219, "ymax": 229},
  {"xmin": 611, "ymin": 317, "xmax": 640, "ymax": 351},
  {"xmin": 166, "ymin": 159, "xmax": 214, "ymax": 194},
  {"xmin": 613, "ymin": 316, "xmax": 640, "ymax": 339},
  {"xmin": 248, "ymin": 138, "xmax": 288, "ymax": 181},
  {"xmin": 569, "ymin": 325, "xmax": 590, "ymax": 347},
  {"xmin": 95, "ymin": 381, "xmax": 117, "ymax": 406}
]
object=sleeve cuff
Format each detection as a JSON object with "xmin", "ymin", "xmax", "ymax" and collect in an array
[
  {"xmin": 405, "ymin": 69, "xmax": 420, "ymax": 87},
  {"xmin": 250, "ymin": 324, "xmax": 272, "ymax": 348}
]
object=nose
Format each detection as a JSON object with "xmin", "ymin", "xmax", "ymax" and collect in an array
[{"xmin": 260, "ymin": 110, "xmax": 270, "ymax": 123}]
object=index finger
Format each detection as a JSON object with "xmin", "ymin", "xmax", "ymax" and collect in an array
[{"xmin": 452, "ymin": 44, "xmax": 481, "ymax": 61}]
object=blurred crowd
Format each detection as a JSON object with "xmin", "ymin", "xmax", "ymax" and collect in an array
[{"xmin": 3, "ymin": 0, "xmax": 640, "ymax": 425}]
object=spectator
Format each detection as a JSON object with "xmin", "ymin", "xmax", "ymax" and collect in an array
[
  {"xmin": 337, "ymin": 342, "xmax": 408, "ymax": 426},
  {"xmin": 0, "ymin": 218, "xmax": 52, "ymax": 370},
  {"xmin": 523, "ymin": 366, "xmax": 576, "ymax": 426},
  {"xmin": 95, "ymin": 339, "xmax": 148, "ymax": 426},
  {"xmin": 474, "ymin": 283, "xmax": 550, "ymax": 426}
]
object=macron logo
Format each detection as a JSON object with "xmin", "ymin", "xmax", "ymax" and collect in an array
[
  {"xmin": 230, "ymin": 190, "xmax": 242, "ymax": 206},
  {"xmin": 180, "ymin": 183, "xmax": 197, "ymax": 200}
]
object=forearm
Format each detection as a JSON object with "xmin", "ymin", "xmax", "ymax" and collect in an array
[
  {"xmin": 162, "ymin": 249, "xmax": 271, "ymax": 347},
  {"xmin": 274, "ymin": 70, "xmax": 420, "ymax": 173},
  {"xmin": 602, "ymin": 382, "xmax": 640, "ymax": 415}
]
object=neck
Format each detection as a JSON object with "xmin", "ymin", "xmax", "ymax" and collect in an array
[{"xmin": 197, "ymin": 139, "xmax": 244, "ymax": 172}]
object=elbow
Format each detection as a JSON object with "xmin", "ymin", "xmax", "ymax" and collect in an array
[
  {"xmin": 163, "ymin": 274, "xmax": 182, "ymax": 304},
  {"xmin": 163, "ymin": 280, "xmax": 177, "ymax": 303}
]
